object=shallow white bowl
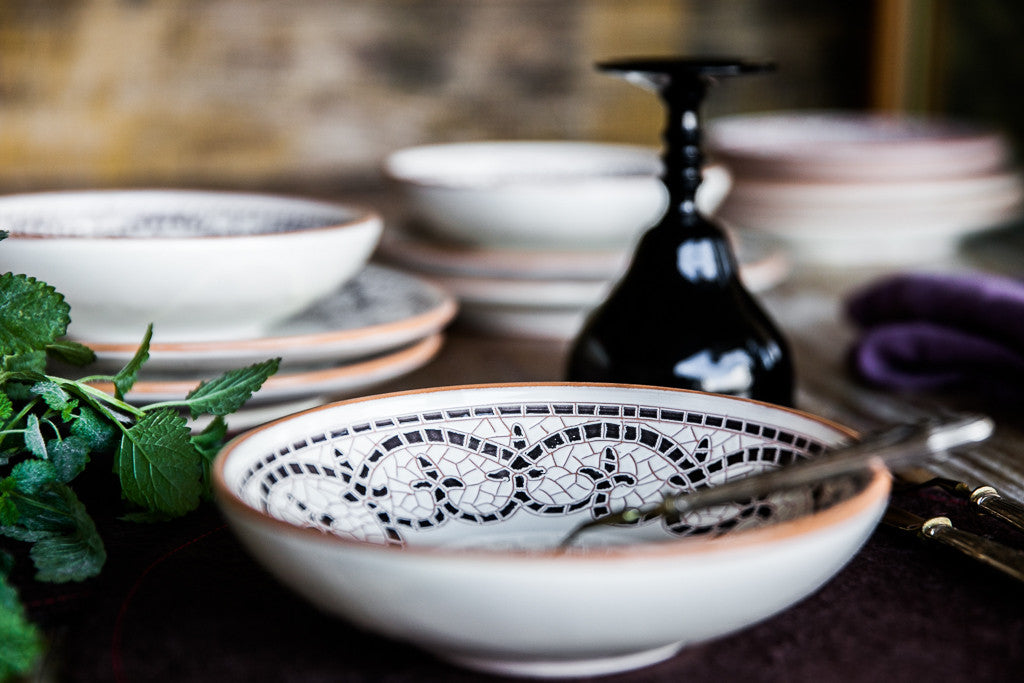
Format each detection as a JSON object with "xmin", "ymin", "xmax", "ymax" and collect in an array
[
  {"xmin": 384, "ymin": 141, "xmax": 730, "ymax": 249},
  {"xmin": 0, "ymin": 190, "xmax": 382, "ymax": 342},
  {"xmin": 214, "ymin": 383, "xmax": 889, "ymax": 678}
]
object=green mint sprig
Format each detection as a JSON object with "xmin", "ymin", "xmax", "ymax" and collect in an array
[{"xmin": 0, "ymin": 231, "xmax": 280, "ymax": 678}]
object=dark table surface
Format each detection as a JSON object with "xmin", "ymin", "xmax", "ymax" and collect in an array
[{"xmin": 14, "ymin": 218, "xmax": 1024, "ymax": 682}]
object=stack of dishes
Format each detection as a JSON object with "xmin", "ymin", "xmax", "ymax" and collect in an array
[
  {"xmin": 0, "ymin": 190, "xmax": 456, "ymax": 431},
  {"xmin": 383, "ymin": 141, "xmax": 789, "ymax": 340},
  {"xmin": 78, "ymin": 264, "xmax": 456, "ymax": 432},
  {"xmin": 707, "ymin": 111, "xmax": 1024, "ymax": 265}
]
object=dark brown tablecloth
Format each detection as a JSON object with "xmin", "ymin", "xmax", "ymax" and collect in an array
[{"xmin": 14, "ymin": 480, "xmax": 1024, "ymax": 683}]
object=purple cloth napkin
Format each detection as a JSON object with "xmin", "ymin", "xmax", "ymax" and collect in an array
[{"xmin": 845, "ymin": 272, "xmax": 1024, "ymax": 395}]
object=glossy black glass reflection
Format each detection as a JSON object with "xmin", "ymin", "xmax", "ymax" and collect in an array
[{"xmin": 566, "ymin": 57, "xmax": 794, "ymax": 406}]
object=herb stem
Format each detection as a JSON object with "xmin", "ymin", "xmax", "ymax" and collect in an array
[
  {"xmin": 0, "ymin": 398, "xmax": 42, "ymax": 451},
  {"xmin": 51, "ymin": 378, "xmax": 145, "ymax": 419}
]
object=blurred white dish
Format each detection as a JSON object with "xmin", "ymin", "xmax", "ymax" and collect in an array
[
  {"xmin": 87, "ymin": 334, "xmax": 443, "ymax": 406},
  {"xmin": 719, "ymin": 172, "xmax": 1024, "ymax": 265},
  {"xmin": 416, "ymin": 241, "xmax": 789, "ymax": 340},
  {"xmin": 78, "ymin": 265, "xmax": 457, "ymax": 374},
  {"xmin": 377, "ymin": 230, "xmax": 629, "ymax": 281},
  {"xmin": 726, "ymin": 171, "xmax": 1024, "ymax": 208},
  {"xmin": 0, "ymin": 190, "xmax": 382, "ymax": 343},
  {"xmin": 707, "ymin": 111, "xmax": 1012, "ymax": 182},
  {"xmin": 214, "ymin": 383, "xmax": 888, "ymax": 678},
  {"xmin": 385, "ymin": 141, "xmax": 731, "ymax": 250}
]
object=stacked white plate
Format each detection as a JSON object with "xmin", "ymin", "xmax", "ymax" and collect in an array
[
  {"xmin": 377, "ymin": 229, "xmax": 789, "ymax": 340},
  {"xmin": 707, "ymin": 111, "xmax": 1024, "ymax": 265},
  {"xmin": 73, "ymin": 264, "xmax": 456, "ymax": 432},
  {"xmin": 384, "ymin": 141, "xmax": 789, "ymax": 340}
]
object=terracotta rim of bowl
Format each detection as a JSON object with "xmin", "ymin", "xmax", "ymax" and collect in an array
[
  {"xmin": 0, "ymin": 189, "xmax": 382, "ymax": 240},
  {"xmin": 212, "ymin": 382, "xmax": 888, "ymax": 562}
]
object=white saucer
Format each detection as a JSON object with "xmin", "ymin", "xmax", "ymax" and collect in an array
[
  {"xmin": 88, "ymin": 334, "xmax": 443, "ymax": 406},
  {"xmin": 76, "ymin": 265, "xmax": 457, "ymax": 374}
]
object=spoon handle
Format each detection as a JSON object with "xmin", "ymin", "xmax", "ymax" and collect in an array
[
  {"xmin": 560, "ymin": 414, "xmax": 993, "ymax": 548},
  {"xmin": 658, "ymin": 413, "xmax": 994, "ymax": 517}
]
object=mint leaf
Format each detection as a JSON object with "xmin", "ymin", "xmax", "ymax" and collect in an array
[
  {"xmin": 47, "ymin": 435, "xmax": 90, "ymax": 483},
  {"xmin": 0, "ymin": 566, "xmax": 44, "ymax": 680},
  {"xmin": 46, "ymin": 339, "xmax": 96, "ymax": 367},
  {"xmin": 31, "ymin": 380, "xmax": 73, "ymax": 413},
  {"xmin": 181, "ymin": 358, "xmax": 279, "ymax": 418},
  {"xmin": 0, "ymin": 273, "xmax": 69, "ymax": 355},
  {"xmin": 22, "ymin": 415, "xmax": 47, "ymax": 459},
  {"xmin": 116, "ymin": 409, "xmax": 203, "ymax": 516},
  {"xmin": 25, "ymin": 486, "xmax": 105, "ymax": 582},
  {"xmin": 0, "ymin": 492, "xmax": 17, "ymax": 526},
  {"xmin": 10, "ymin": 460, "xmax": 57, "ymax": 494},
  {"xmin": 69, "ymin": 405, "xmax": 116, "ymax": 452},
  {"xmin": 192, "ymin": 416, "xmax": 228, "ymax": 498},
  {"xmin": 112, "ymin": 324, "xmax": 152, "ymax": 400},
  {"xmin": 1, "ymin": 350, "xmax": 47, "ymax": 378},
  {"xmin": 191, "ymin": 416, "xmax": 227, "ymax": 463},
  {"xmin": 6, "ymin": 483, "xmax": 106, "ymax": 582}
]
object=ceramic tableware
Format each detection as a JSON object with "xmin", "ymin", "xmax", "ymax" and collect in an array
[
  {"xmin": 706, "ymin": 111, "xmax": 1024, "ymax": 265},
  {"xmin": 75, "ymin": 265, "xmax": 457, "ymax": 373},
  {"xmin": 213, "ymin": 383, "xmax": 890, "ymax": 678},
  {"xmin": 87, "ymin": 335, "xmax": 443, "ymax": 407},
  {"xmin": 379, "ymin": 230, "xmax": 789, "ymax": 340},
  {"xmin": 385, "ymin": 141, "xmax": 731, "ymax": 250},
  {"xmin": 706, "ymin": 111, "xmax": 1013, "ymax": 182},
  {"xmin": 0, "ymin": 189, "xmax": 382, "ymax": 342}
]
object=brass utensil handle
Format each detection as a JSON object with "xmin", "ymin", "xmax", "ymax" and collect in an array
[
  {"xmin": 971, "ymin": 487, "xmax": 1024, "ymax": 534},
  {"xmin": 921, "ymin": 517, "xmax": 1024, "ymax": 583}
]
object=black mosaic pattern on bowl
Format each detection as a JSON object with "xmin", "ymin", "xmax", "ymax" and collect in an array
[{"xmin": 232, "ymin": 400, "xmax": 860, "ymax": 547}]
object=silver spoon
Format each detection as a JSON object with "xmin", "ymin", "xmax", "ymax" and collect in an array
[{"xmin": 559, "ymin": 413, "xmax": 995, "ymax": 548}]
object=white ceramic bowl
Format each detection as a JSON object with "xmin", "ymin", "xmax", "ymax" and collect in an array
[
  {"xmin": 0, "ymin": 190, "xmax": 382, "ymax": 343},
  {"xmin": 706, "ymin": 110, "xmax": 1013, "ymax": 182},
  {"xmin": 384, "ymin": 141, "xmax": 731, "ymax": 249},
  {"xmin": 214, "ymin": 383, "xmax": 889, "ymax": 678}
]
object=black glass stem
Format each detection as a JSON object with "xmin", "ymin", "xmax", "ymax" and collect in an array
[{"xmin": 566, "ymin": 58, "xmax": 794, "ymax": 406}]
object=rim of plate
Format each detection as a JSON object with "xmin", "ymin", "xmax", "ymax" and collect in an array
[
  {"xmin": 87, "ymin": 334, "xmax": 443, "ymax": 403},
  {"xmin": 77, "ymin": 267, "xmax": 458, "ymax": 359}
]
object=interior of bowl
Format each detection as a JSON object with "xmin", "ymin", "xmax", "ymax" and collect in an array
[
  {"xmin": 216, "ymin": 384, "xmax": 874, "ymax": 553},
  {"xmin": 0, "ymin": 189, "xmax": 363, "ymax": 238},
  {"xmin": 385, "ymin": 141, "xmax": 662, "ymax": 187}
]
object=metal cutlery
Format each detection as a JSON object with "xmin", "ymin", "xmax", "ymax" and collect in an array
[
  {"xmin": 882, "ymin": 505, "xmax": 1024, "ymax": 582},
  {"xmin": 896, "ymin": 467, "xmax": 1024, "ymax": 534},
  {"xmin": 559, "ymin": 413, "xmax": 995, "ymax": 548}
]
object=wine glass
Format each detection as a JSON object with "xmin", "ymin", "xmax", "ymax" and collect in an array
[{"xmin": 566, "ymin": 57, "xmax": 794, "ymax": 406}]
